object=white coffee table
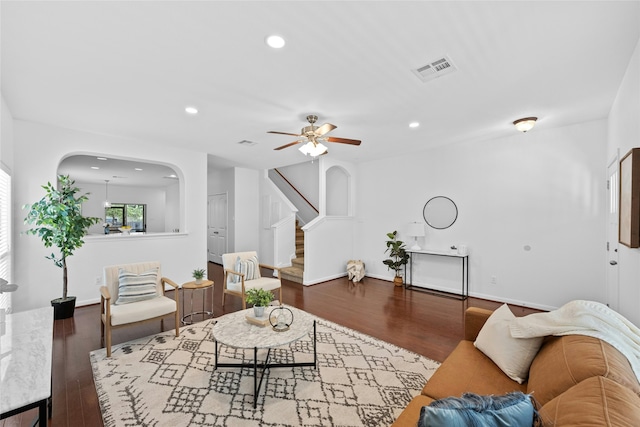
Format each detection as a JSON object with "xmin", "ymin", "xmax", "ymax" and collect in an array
[{"xmin": 212, "ymin": 305, "xmax": 316, "ymax": 408}]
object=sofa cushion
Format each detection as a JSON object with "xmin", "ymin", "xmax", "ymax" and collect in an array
[
  {"xmin": 418, "ymin": 392, "xmax": 535, "ymax": 427},
  {"xmin": 391, "ymin": 395, "xmax": 434, "ymax": 427},
  {"xmin": 474, "ymin": 304, "xmax": 544, "ymax": 384},
  {"xmin": 527, "ymin": 335, "xmax": 640, "ymax": 406},
  {"xmin": 422, "ymin": 340, "xmax": 527, "ymax": 400},
  {"xmin": 539, "ymin": 376, "xmax": 640, "ymax": 426}
]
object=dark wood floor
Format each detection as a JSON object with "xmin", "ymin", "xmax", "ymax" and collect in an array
[{"xmin": 2, "ymin": 262, "xmax": 541, "ymax": 427}]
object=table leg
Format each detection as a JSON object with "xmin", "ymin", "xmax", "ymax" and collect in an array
[
  {"xmin": 37, "ymin": 398, "xmax": 47, "ymax": 426},
  {"xmin": 253, "ymin": 347, "xmax": 258, "ymax": 408}
]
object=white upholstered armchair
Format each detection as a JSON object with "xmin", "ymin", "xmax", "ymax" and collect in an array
[
  {"xmin": 100, "ymin": 261, "xmax": 180, "ymax": 357},
  {"xmin": 222, "ymin": 251, "xmax": 282, "ymax": 309}
]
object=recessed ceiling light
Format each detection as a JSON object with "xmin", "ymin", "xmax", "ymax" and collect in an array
[
  {"xmin": 409, "ymin": 122, "xmax": 420, "ymax": 128},
  {"xmin": 91, "ymin": 166, "xmax": 100, "ymax": 170},
  {"xmin": 266, "ymin": 35, "xmax": 285, "ymax": 49},
  {"xmin": 96, "ymin": 157, "xmax": 108, "ymax": 161},
  {"xmin": 134, "ymin": 168, "xmax": 143, "ymax": 171},
  {"xmin": 185, "ymin": 106, "xmax": 198, "ymax": 115}
]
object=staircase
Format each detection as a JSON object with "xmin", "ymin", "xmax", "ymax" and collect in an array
[{"xmin": 279, "ymin": 222, "xmax": 304, "ymax": 284}]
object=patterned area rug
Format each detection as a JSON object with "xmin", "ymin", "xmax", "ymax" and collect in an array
[{"xmin": 90, "ymin": 316, "xmax": 439, "ymax": 426}]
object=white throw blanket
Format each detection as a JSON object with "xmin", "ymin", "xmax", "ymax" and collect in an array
[{"xmin": 509, "ymin": 300, "xmax": 640, "ymax": 382}]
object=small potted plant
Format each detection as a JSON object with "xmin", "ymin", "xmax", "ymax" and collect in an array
[
  {"xmin": 245, "ymin": 288, "xmax": 274, "ymax": 317},
  {"xmin": 192, "ymin": 268, "xmax": 206, "ymax": 285},
  {"xmin": 383, "ymin": 230, "xmax": 410, "ymax": 286}
]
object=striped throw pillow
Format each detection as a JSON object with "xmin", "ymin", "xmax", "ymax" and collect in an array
[
  {"xmin": 231, "ymin": 255, "xmax": 262, "ymax": 283},
  {"xmin": 115, "ymin": 268, "xmax": 159, "ymax": 305}
]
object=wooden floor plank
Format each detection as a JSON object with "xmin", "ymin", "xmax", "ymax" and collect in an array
[{"xmin": 3, "ymin": 262, "xmax": 541, "ymax": 426}]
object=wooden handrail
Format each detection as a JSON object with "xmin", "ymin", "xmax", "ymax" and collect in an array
[{"xmin": 273, "ymin": 168, "xmax": 319, "ymax": 214}]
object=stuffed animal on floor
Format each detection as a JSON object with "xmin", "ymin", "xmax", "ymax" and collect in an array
[{"xmin": 347, "ymin": 260, "xmax": 365, "ymax": 283}]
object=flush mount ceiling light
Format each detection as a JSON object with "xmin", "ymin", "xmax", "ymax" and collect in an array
[
  {"xmin": 409, "ymin": 122, "xmax": 420, "ymax": 128},
  {"xmin": 185, "ymin": 106, "xmax": 198, "ymax": 115},
  {"xmin": 513, "ymin": 117, "xmax": 537, "ymax": 132},
  {"xmin": 266, "ymin": 35, "xmax": 285, "ymax": 49}
]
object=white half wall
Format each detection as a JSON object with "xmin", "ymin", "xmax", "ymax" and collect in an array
[
  {"xmin": 13, "ymin": 120, "xmax": 207, "ymax": 312},
  {"xmin": 357, "ymin": 119, "xmax": 607, "ymax": 312}
]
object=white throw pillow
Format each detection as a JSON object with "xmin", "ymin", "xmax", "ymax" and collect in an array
[{"xmin": 474, "ymin": 304, "xmax": 544, "ymax": 384}]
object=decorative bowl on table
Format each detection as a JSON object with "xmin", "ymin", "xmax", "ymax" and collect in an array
[{"xmin": 119, "ymin": 226, "xmax": 132, "ymax": 235}]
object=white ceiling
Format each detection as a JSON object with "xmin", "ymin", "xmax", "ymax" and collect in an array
[{"xmin": 2, "ymin": 1, "xmax": 640, "ymax": 177}]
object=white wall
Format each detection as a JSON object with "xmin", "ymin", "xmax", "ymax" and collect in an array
[
  {"xmin": 0, "ymin": 95, "xmax": 15, "ymax": 313},
  {"xmin": 13, "ymin": 120, "xmax": 207, "ymax": 312},
  {"xmin": 0, "ymin": 96, "xmax": 14, "ymax": 172},
  {"xmin": 357, "ymin": 119, "xmax": 607, "ymax": 311},
  {"xmin": 165, "ymin": 180, "xmax": 180, "ymax": 232},
  {"xmin": 607, "ymin": 36, "xmax": 640, "ymax": 326},
  {"xmin": 259, "ymin": 170, "xmax": 297, "ymax": 268},
  {"xmin": 277, "ymin": 161, "xmax": 320, "ymax": 210},
  {"xmin": 232, "ymin": 167, "xmax": 259, "ymax": 252}
]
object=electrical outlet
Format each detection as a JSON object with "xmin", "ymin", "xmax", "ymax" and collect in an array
[
  {"xmin": 95, "ymin": 276, "xmax": 101, "ymax": 286},
  {"xmin": 490, "ymin": 276, "xmax": 497, "ymax": 285}
]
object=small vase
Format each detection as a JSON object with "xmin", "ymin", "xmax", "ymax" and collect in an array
[
  {"xmin": 393, "ymin": 276, "xmax": 404, "ymax": 286},
  {"xmin": 195, "ymin": 278, "xmax": 203, "ymax": 285},
  {"xmin": 253, "ymin": 306, "xmax": 265, "ymax": 318}
]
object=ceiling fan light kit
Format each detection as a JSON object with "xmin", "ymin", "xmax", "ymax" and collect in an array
[
  {"xmin": 299, "ymin": 141, "xmax": 328, "ymax": 157},
  {"xmin": 269, "ymin": 114, "xmax": 361, "ymax": 157}
]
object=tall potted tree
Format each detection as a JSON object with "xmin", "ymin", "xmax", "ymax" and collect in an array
[
  {"xmin": 383, "ymin": 230, "xmax": 410, "ymax": 286},
  {"xmin": 24, "ymin": 175, "xmax": 101, "ymax": 319}
]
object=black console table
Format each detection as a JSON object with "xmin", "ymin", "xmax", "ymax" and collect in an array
[{"xmin": 405, "ymin": 249, "xmax": 469, "ymax": 300}]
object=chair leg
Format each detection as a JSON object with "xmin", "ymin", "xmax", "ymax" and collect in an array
[
  {"xmin": 161, "ymin": 318, "xmax": 165, "ymax": 332},
  {"xmin": 279, "ymin": 287, "xmax": 283, "ymax": 304},
  {"xmin": 174, "ymin": 311, "xmax": 180, "ymax": 337},
  {"xmin": 106, "ymin": 322, "xmax": 112, "ymax": 358},
  {"xmin": 100, "ymin": 317, "xmax": 105, "ymax": 346}
]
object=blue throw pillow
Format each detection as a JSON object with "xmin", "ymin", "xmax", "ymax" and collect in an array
[{"xmin": 418, "ymin": 392, "xmax": 535, "ymax": 427}]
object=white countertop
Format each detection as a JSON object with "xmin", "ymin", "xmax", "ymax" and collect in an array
[{"xmin": 0, "ymin": 306, "xmax": 53, "ymax": 415}]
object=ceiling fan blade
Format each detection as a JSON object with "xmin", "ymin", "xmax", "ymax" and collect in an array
[
  {"xmin": 326, "ymin": 136, "xmax": 362, "ymax": 146},
  {"xmin": 268, "ymin": 131, "xmax": 303, "ymax": 137},
  {"xmin": 274, "ymin": 140, "xmax": 302, "ymax": 150},
  {"xmin": 314, "ymin": 123, "xmax": 337, "ymax": 136}
]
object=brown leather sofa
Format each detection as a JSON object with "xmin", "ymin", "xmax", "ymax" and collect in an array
[{"xmin": 392, "ymin": 306, "xmax": 640, "ymax": 426}]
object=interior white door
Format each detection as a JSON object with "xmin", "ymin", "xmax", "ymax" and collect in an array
[
  {"xmin": 606, "ymin": 158, "xmax": 620, "ymax": 310},
  {"xmin": 208, "ymin": 193, "xmax": 227, "ymax": 264}
]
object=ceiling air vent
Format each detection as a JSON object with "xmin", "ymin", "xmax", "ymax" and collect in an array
[
  {"xmin": 412, "ymin": 55, "xmax": 457, "ymax": 83},
  {"xmin": 237, "ymin": 140, "xmax": 257, "ymax": 147}
]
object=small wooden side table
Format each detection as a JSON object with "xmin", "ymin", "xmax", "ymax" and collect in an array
[{"xmin": 181, "ymin": 279, "xmax": 214, "ymax": 325}]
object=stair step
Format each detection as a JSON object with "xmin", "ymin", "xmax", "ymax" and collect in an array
[
  {"xmin": 296, "ymin": 247, "xmax": 304, "ymax": 256},
  {"xmin": 292, "ymin": 257, "xmax": 304, "ymax": 267},
  {"xmin": 280, "ymin": 266, "xmax": 303, "ymax": 284}
]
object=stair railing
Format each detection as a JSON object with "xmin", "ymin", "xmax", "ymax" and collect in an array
[{"xmin": 273, "ymin": 168, "xmax": 319, "ymax": 214}]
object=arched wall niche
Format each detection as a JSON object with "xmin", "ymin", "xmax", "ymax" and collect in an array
[
  {"xmin": 325, "ymin": 165, "xmax": 350, "ymax": 216},
  {"xmin": 57, "ymin": 153, "xmax": 183, "ymax": 234}
]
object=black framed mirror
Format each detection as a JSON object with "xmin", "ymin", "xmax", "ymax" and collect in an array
[{"xmin": 423, "ymin": 196, "xmax": 458, "ymax": 229}]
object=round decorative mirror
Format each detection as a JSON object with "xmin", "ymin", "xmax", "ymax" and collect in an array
[{"xmin": 423, "ymin": 196, "xmax": 458, "ymax": 229}]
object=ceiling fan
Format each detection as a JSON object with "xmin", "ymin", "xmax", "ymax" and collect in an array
[{"xmin": 268, "ymin": 115, "xmax": 361, "ymax": 157}]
